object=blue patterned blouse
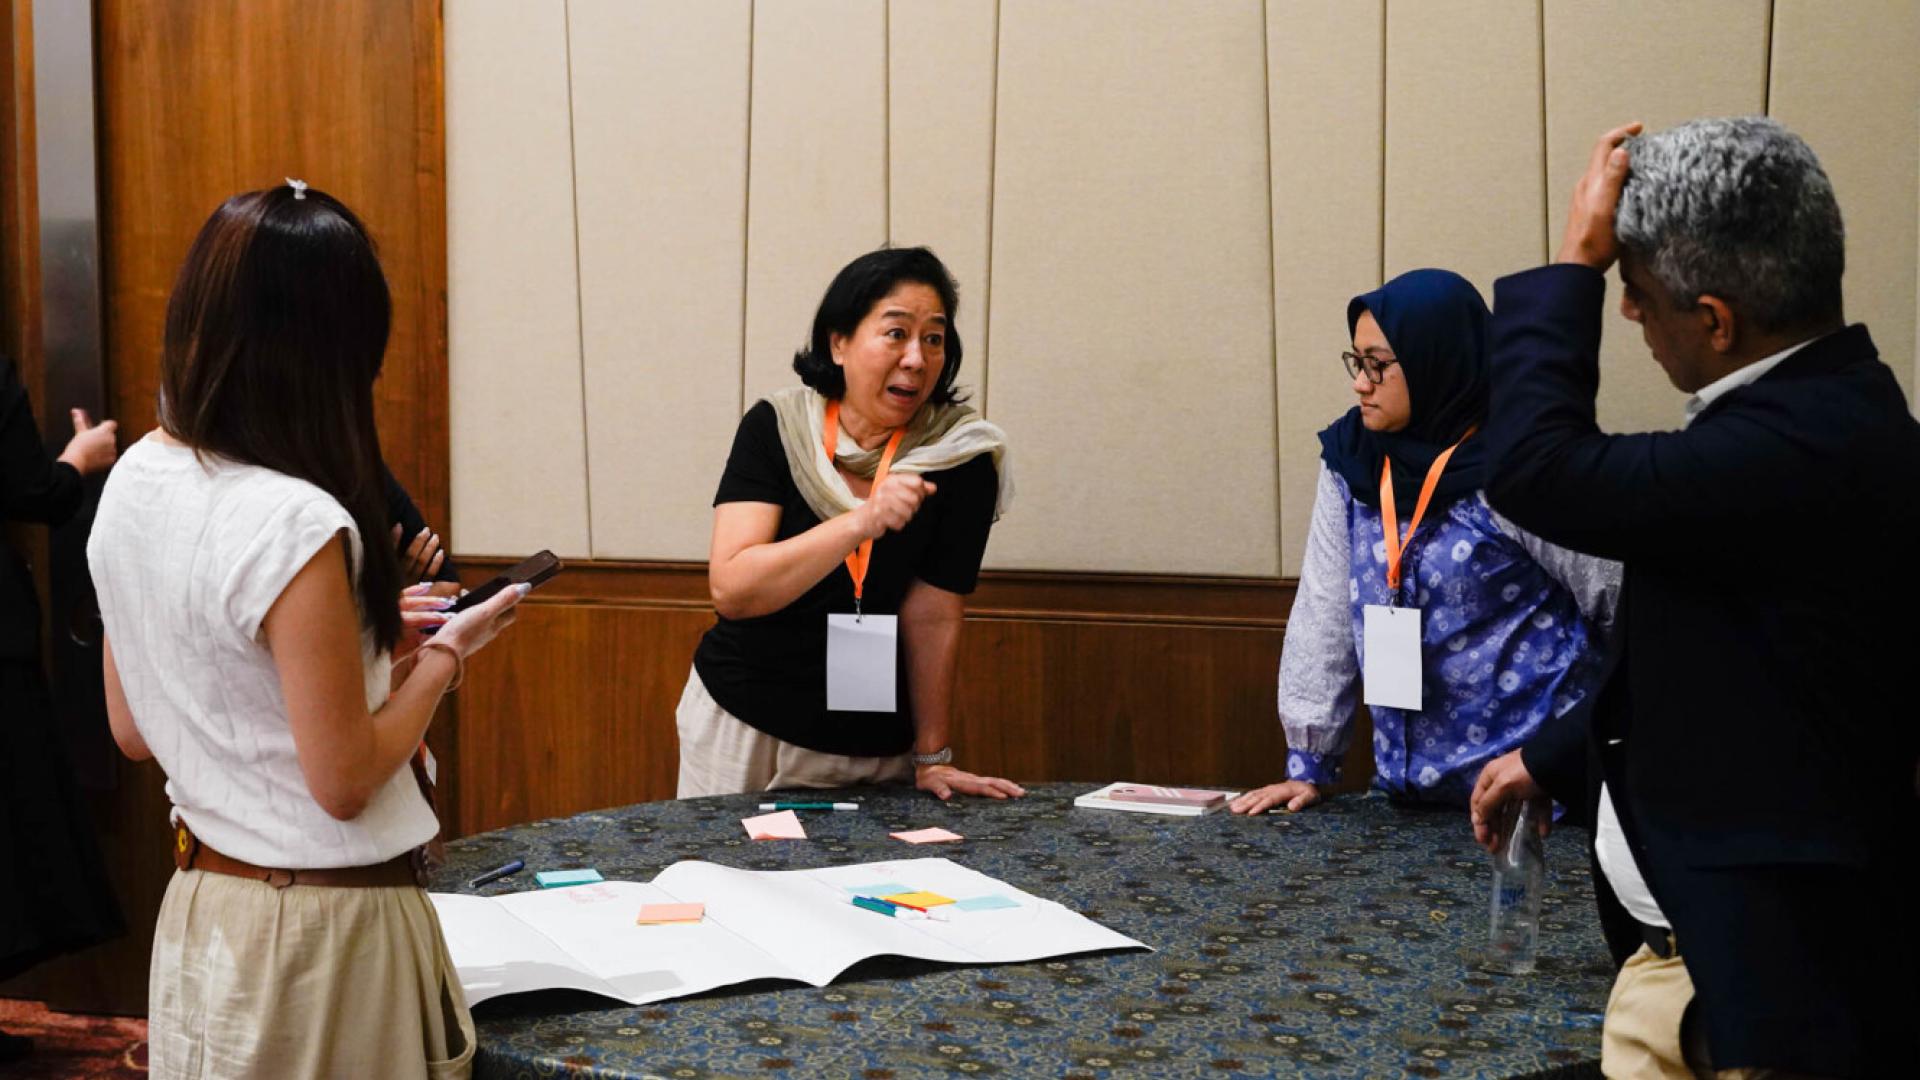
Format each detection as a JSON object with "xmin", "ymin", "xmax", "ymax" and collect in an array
[{"xmin": 1278, "ymin": 465, "xmax": 1619, "ymax": 805}]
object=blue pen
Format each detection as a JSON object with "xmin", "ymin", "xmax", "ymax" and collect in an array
[{"xmin": 468, "ymin": 859, "xmax": 524, "ymax": 888}]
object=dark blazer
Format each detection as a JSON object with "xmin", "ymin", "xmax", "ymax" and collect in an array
[
  {"xmin": 1484, "ymin": 264, "xmax": 1920, "ymax": 1077},
  {"xmin": 0, "ymin": 356, "xmax": 83, "ymax": 661}
]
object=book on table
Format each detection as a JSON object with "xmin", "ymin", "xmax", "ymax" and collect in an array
[
  {"xmin": 1073, "ymin": 782, "xmax": 1237, "ymax": 816},
  {"xmin": 430, "ymin": 857, "xmax": 1147, "ymax": 1007}
]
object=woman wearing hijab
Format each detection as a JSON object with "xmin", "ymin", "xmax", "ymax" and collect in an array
[
  {"xmin": 680, "ymin": 246, "xmax": 1023, "ymax": 801},
  {"xmin": 1231, "ymin": 269, "xmax": 1618, "ymax": 815}
]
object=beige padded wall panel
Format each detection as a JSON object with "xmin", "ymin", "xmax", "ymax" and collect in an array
[
  {"xmin": 741, "ymin": 0, "xmax": 887, "ymax": 405},
  {"xmin": 446, "ymin": 0, "xmax": 592, "ymax": 557},
  {"xmin": 987, "ymin": 0, "xmax": 1277, "ymax": 575},
  {"xmin": 570, "ymin": 0, "xmax": 751, "ymax": 560},
  {"xmin": 1269, "ymin": 1, "xmax": 1385, "ymax": 575},
  {"xmin": 1770, "ymin": 0, "xmax": 1920, "ymax": 401},
  {"xmin": 1384, "ymin": 0, "xmax": 1544, "ymax": 296},
  {"xmin": 888, "ymin": 0, "xmax": 997, "ymax": 408},
  {"xmin": 1544, "ymin": 1, "xmax": 1769, "ymax": 433}
]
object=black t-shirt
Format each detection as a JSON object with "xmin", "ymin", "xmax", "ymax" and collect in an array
[{"xmin": 693, "ymin": 399, "xmax": 998, "ymax": 756}]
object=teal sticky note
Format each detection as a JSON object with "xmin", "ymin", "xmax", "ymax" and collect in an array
[
  {"xmin": 843, "ymin": 881, "xmax": 912, "ymax": 896},
  {"xmin": 535, "ymin": 869, "xmax": 603, "ymax": 888},
  {"xmin": 955, "ymin": 895, "xmax": 1021, "ymax": 912}
]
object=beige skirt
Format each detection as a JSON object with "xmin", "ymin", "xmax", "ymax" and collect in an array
[
  {"xmin": 675, "ymin": 665, "xmax": 913, "ymax": 797},
  {"xmin": 147, "ymin": 868, "xmax": 475, "ymax": 1080}
]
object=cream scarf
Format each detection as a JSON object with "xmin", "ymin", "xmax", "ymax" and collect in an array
[{"xmin": 768, "ymin": 386, "xmax": 1013, "ymax": 523}]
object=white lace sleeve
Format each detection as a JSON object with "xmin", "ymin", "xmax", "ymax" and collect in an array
[
  {"xmin": 1276, "ymin": 465, "xmax": 1362, "ymax": 784},
  {"xmin": 1489, "ymin": 501, "xmax": 1622, "ymax": 639}
]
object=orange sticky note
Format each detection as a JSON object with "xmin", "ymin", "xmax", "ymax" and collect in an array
[
  {"xmin": 742, "ymin": 809, "xmax": 808, "ymax": 840},
  {"xmin": 880, "ymin": 890, "xmax": 955, "ymax": 909},
  {"xmin": 637, "ymin": 902, "xmax": 705, "ymax": 925},
  {"xmin": 890, "ymin": 827, "xmax": 964, "ymax": 844}
]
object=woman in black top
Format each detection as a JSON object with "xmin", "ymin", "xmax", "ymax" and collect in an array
[
  {"xmin": 0, "ymin": 356, "xmax": 123, "ymax": 1063},
  {"xmin": 682, "ymin": 247, "xmax": 1023, "ymax": 801}
]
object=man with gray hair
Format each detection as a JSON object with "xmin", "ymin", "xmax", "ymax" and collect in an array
[{"xmin": 1470, "ymin": 117, "xmax": 1919, "ymax": 1077}]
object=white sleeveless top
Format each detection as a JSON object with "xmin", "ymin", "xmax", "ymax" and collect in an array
[{"xmin": 88, "ymin": 435, "xmax": 438, "ymax": 868}]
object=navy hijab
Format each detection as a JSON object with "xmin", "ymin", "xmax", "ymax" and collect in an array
[{"xmin": 1316, "ymin": 268, "xmax": 1490, "ymax": 512}]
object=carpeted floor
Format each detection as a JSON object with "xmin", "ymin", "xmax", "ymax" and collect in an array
[{"xmin": 0, "ymin": 998, "xmax": 147, "ymax": 1078}]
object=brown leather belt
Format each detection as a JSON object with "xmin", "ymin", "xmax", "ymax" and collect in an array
[{"xmin": 173, "ymin": 823, "xmax": 427, "ymax": 889}]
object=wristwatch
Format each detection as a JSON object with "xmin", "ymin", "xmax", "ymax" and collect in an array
[{"xmin": 911, "ymin": 747, "xmax": 953, "ymax": 767}]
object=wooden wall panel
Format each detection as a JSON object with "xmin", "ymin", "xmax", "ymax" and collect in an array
[
  {"xmin": 1268, "ymin": 0, "xmax": 1385, "ymax": 575},
  {"xmin": 887, "ymin": 0, "xmax": 997, "ymax": 408},
  {"xmin": 569, "ymin": 0, "xmax": 751, "ymax": 561},
  {"xmin": 98, "ymin": 0, "xmax": 448, "ymax": 508},
  {"xmin": 985, "ymin": 0, "xmax": 1278, "ymax": 575},
  {"xmin": 97, "ymin": 7, "xmax": 228, "ymax": 445},
  {"xmin": 740, "ymin": 0, "xmax": 887, "ymax": 405},
  {"xmin": 445, "ymin": 0, "xmax": 590, "ymax": 557},
  {"xmin": 950, "ymin": 621, "xmax": 1294, "ymax": 788},
  {"xmin": 455, "ymin": 601, "xmax": 705, "ymax": 833},
  {"xmin": 1383, "ymin": 0, "xmax": 1544, "ymax": 295},
  {"xmin": 1543, "ymin": 1, "xmax": 1770, "ymax": 434},
  {"xmin": 1, "ymin": 0, "xmax": 37, "ymax": 396},
  {"xmin": 452, "ymin": 559, "xmax": 1374, "ymax": 836},
  {"xmin": 1769, "ymin": 0, "xmax": 1920, "ymax": 401},
  {"xmin": 0, "ymin": 0, "xmax": 44, "ymax": 620}
]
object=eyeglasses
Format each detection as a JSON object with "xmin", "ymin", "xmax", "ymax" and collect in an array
[{"xmin": 1341, "ymin": 350, "xmax": 1400, "ymax": 385}]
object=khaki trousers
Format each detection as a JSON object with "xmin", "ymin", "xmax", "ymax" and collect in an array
[
  {"xmin": 674, "ymin": 666, "xmax": 913, "ymax": 797},
  {"xmin": 1602, "ymin": 944, "xmax": 1827, "ymax": 1080},
  {"xmin": 148, "ymin": 868, "xmax": 474, "ymax": 1080}
]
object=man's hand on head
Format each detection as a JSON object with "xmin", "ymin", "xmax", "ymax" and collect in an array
[{"xmin": 1555, "ymin": 121, "xmax": 1643, "ymax": 272}]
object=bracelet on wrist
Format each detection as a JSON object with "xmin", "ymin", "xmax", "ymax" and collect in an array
[
  {"xmin": 911, "ymin": 747, "xmax": 953, "ymax": 767},
  {"xmin": 417, "ymin": 641, "xmax": 464, "ymax": 693}
]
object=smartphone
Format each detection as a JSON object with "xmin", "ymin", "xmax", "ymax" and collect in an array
[{"xmin": 447, "ymin": 550, "xmax": 562, "ymax": 615}]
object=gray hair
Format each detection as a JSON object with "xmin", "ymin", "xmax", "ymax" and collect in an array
[{"xmin": 1616, "ymin": 116, "xmax": 1844, "ymax": 333}]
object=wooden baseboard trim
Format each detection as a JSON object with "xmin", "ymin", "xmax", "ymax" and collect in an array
[{"xmin": 459, "ymin": 557, "xmax": 1297, "ymax": 628}]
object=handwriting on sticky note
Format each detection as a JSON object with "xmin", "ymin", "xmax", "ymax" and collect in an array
[
  {"xmin": 535, "ymin": 868, "xmax": 604, "ymax": 888},
  {"xmin": 564, "ymin": 884, "xmax": 620, "ymax": 905},
  {"xmin": 880, "ymin": 891, "xmax": 955, "ymax": 909},
  {"xmin": 954, "ymin": 895, "xmax": 1021, "ymax": 912},
  {"xmin": 843, "ymin": 881, "xmax": 913, "ymax": 896},
  {"xmin": 890, "ymin": 827, "xmax": 964, "ymax": 844},
  {"xmin": 742, "ymin": 809, "xmax": 808, "ymax": 840},
  {"xmin": 637, "ymin": 902, "xmax": 705, "ymax": 925}
]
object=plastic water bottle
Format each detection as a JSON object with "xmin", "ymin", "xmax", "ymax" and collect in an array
[{"xmin": 1485, "ymin": 799, "xmax": 1545, "ymax": 975}]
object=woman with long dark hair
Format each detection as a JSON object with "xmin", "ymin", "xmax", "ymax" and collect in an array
[{"xmin": 89, "ymin": 183, "xmax": 524, "ymax": 1078}]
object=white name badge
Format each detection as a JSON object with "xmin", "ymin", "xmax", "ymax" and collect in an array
[
  {"xmin": 1362, "ymin": 604, "xmax": 1423, "ymax": 711},
  {"xmin": 826, "ymin": 613, "xmax": 899, "ymax": 712}
]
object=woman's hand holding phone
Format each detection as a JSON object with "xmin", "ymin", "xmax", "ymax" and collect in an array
[
  {"xmin": 395, "ymin": 584, "xmax": 455, "ymax": 660},
  {"xmin": 431, "ymin": 582, "xmax": 528, "ymax": 661}
]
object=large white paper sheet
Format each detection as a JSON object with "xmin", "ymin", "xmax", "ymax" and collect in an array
[{"xmin": 432, "ymin": 858, "xmax": 1146, "ymax": 1007}]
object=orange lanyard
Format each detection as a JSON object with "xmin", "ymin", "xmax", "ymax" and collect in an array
[
  {"xmin": 1379, "ymin": 427, "xmax": 1477, "ymax": 598},
  {"xmin": 824, "ymin": 400, "xmax": 904, "ymax": 611}
]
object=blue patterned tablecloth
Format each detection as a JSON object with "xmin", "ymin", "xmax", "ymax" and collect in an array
[{"xmin": 435, "ymin": 784, "xmax": 1612, "ymax": 1079}]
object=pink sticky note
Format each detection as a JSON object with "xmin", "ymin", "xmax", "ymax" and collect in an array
[
  {"xmin": 890, "ymin": 827, "xmax": 964, "ymax": 844},
  {"xmin": 637, "ymin": 902, "xmax": 705, "ymax": 925},
  {"xmin": 743, "ymin": 809, "xmax": 808, "ymax": 840}
]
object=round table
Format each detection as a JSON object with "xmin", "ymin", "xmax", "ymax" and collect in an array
[{"xmin": 436, "ymin": 783, "xmax": 1612, "ymax": 1079}]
